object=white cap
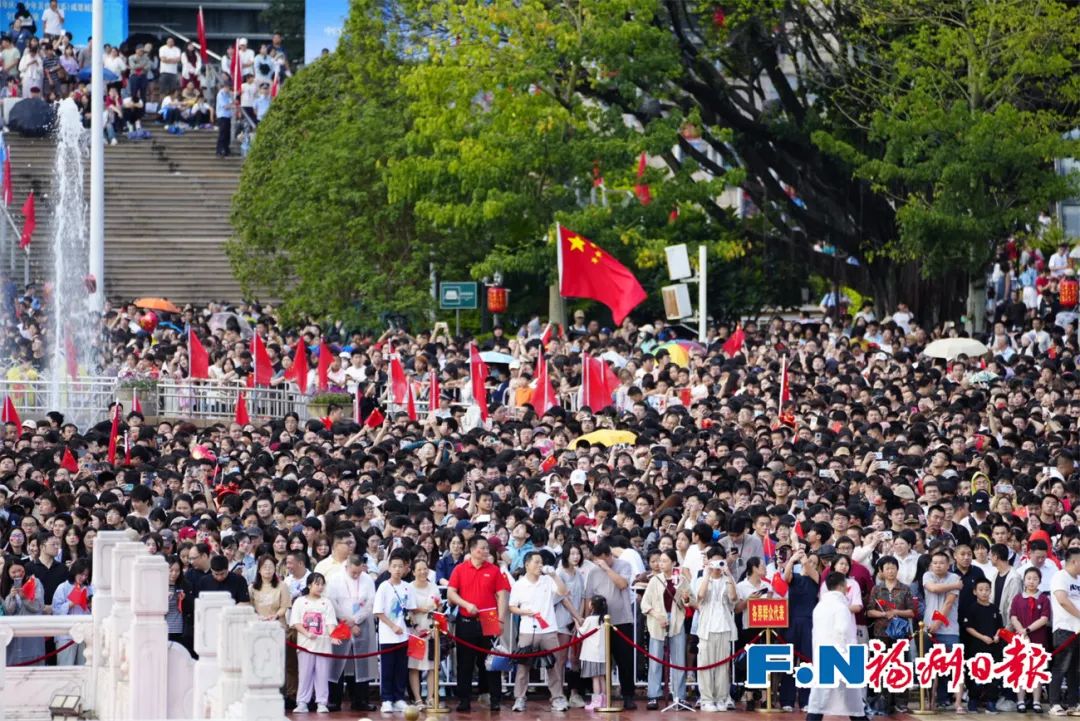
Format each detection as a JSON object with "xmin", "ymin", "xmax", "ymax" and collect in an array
[
  {"xmin": 238, "ymin": 38, "xmax": 248, "ymax": 46},
  {"xmin": 570, "ymin": 469, "xmax": 588, "ymax": 486}
]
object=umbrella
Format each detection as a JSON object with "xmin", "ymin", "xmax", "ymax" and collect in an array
[
  {"xmin": 655, "ymin": 342, "xmax": 690, "ymax": 367},
  {"xmin": 77, "ymin": 67, "xmax": 120, "ymax": 83},
  {"xmin": 573, "ymin": 429, "xmax": 637, "ymax": 447},
  {"xmin": 668, "ymin": 339, "xmax": 707, "ymax": 354},
  {"xmin": 134, "ymin": 297, "xmax": 181, "ymax": 314},
  {"xmin": 7, "ymin": 98, "xmax": 54, "ymax": 137},
  {"xmin": 923, "ymin": 338, "xmax": 989, "ymax": 361},
  {"xmin": 208, "ymin": 311, "xmax": 253, "ymax": 339},
  {"xmin": 601, "ymin": 350, "xmax": 628, "ymax": 368},
  {"xmin": 479, "ymin": 351, "xmax": 515, "ymax": 365}
]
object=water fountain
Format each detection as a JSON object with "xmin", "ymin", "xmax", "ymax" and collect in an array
[{"xmin": 47, "ymin": 98, "xmax": 102, "ymax": 429}]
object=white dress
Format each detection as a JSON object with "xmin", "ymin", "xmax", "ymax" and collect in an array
[{"xmin": 806, "ymin": 589, "xmax": 864, "ymax": 717}]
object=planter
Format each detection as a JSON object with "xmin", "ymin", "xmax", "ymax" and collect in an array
[
  {"xmin": 307, "ymin": 394, "xmax": 355, "ymax": 423},
  {"xmin": 117, "ymin": 385, "xmax": 159, "ymax": 418}
]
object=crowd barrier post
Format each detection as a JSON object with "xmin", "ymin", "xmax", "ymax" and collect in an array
[
  {"xmin": 912, "ymin": 622, "xmax": 933, "ymax": 715},
  {"xmin": 428, "ymin": 624, "xmax": 449, "ymax": 714},
  {"xmin": 598, "ymin": 615, "xmax": 620, "ymax": 713},
  {"xmin": 758, "ymin": 627, "xmax": 780, "ymax": 713}
]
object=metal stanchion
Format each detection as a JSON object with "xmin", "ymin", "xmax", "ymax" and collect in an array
[
  {"xmin": 598, "ymin": 615, "xmax": 621, "ymax": 713},
  {"xmin": 912, "ymin": 622, "xmax": 934, "ymax": 715},
  {"xmin": 428, "ymin": 624, "xmax": 449, "ymax": 714},
  {"xmin": 757, "ymin": 628, "xmax": 781, "ymax": 713}
]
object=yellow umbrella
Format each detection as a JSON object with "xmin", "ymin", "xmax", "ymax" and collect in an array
[
  {"xmin": 574, "ymin": 430, "xmax": 637, "ymax": 447},
  {"xmin": 655, "ymin": 342, "xmax": 690, "ymax": 367}
]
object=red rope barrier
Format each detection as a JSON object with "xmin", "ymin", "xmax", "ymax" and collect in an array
[
  {"xmin": 771, "ymin": 631, "xmax": 814, "ymax": 664},
  {"xmin": 11, "ymin": 639, "xmax": 77, "ymax": 666},
  {"xmin": 442, "ymin": 628, "xmax": 597, "ymax": 659},
  {"xmin": 1052, "ymin": 631, "xmax": 1079, "ymax": 656},
  {"xmin": 610, "ymin": 626, "xmax": 764, "ymax": 671},
  {"xmin": 286, "ymin": 640, "xmax": 406, "ymax": 660}
]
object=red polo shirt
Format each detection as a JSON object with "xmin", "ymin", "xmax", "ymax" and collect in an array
[{"xmin": 448, "ymin": 559, "xmax": 510, "ymax": 616}]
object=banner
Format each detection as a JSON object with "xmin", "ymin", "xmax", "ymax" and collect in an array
[
  {"xmin": 0, "ymin": 1, "xmax": 128, "ymax": 47},
  {"xmin": 304, "ymin": 0, "xmax": 348, "ymax": 64}
]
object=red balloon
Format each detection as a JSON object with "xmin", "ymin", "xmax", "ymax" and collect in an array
[{"xmin": 138, "ymin": 311, "xmax": 159, "ymax": 333}]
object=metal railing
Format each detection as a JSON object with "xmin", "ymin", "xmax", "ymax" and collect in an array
[{"xmin": 157, "ymin": 379, "xmax": 310, "ymax": 422}]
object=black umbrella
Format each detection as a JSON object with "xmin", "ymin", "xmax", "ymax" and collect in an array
[{"xmin": 7, "ymin": 98, "xmax": 55, "ymax": 137}]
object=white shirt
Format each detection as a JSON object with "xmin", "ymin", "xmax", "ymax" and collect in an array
[
  {"xmin": 373, "ymin": 579, "xmax": 415, "ymax": 643},
  {"xmin": 693, "ymin": 575, "xmax": 737, "ymax": 636},
  {"xmin": 735, "ymin": 579, "xmax": 773, "ymax": 628},
  {"xmin": 1019, "ymin": 560, "xmax": 1055, "ymax": 596},
  {"xmin": 42, "ymin": 8, "xmax": 64, "ymax": 36},
  {"xmin": 326, "ymin": 571, "xmax": 375, "ymax": 625},
  {"xmin": 614, "ymin": 548, "xmax": 645, "ymax": 578},
  {"xmin": 284, "ymin": 571, "xmax": 310, "ymax": 599},
  {"xmin": 509, "ymin": 573, "xmax": 560, "ymax": 635},
  {"xmin": 158, "ymin": 45, "xmax": 181, "ymax": 74},
  {"xmin": 1051, "ymin": 568, "xmax": 1080, "ymax": 633}
]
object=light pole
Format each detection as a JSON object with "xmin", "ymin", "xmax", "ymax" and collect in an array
[{"xmin": 88, "ymin": 0, "xmax": 104, "ymax": 311}]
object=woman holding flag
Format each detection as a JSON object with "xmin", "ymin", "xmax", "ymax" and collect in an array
[
  {"xmin": 2, "ymin": 557, "xmax": 45, "ymax": 665},
  {"xmin": 52, "ymin": 558, "xmax": 93, "ymax": 665}
]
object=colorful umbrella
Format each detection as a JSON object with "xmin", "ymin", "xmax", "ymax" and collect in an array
[
  {"xmin": 573, "ymin": 430, "xmax": 637, "ymax": 447},
  {"xmin": 655, "ymin": 342, "xmax": 690, "ymax": 367},
  {"xmin": 134, "ymin": 297, "xmax": 181, "ymax": 314}
]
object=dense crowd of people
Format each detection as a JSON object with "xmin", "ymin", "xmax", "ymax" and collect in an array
[
  {"xmin": 4, "ymin": 264, "xmax": 1080, "ymax": 717},
  {"xmin": 0, "ymin": 2, "xmax": 288, "ymax": 150}
]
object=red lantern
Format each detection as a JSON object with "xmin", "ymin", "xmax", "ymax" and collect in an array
[
  {"xmin": 138, "ymin": 311, "xmax": 159, "ymax": 333},
  {"xmin": 1062, "ymin": 277, "xmax": 1079, "ymax": 308},
  {"xmin": 487, "ymin": 287, "xmax": 508, "ymax": 314}
]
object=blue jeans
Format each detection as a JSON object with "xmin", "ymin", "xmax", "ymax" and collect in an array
[
  {"xmin": 379, "ymin": 642, "xmax": 408, "ymax": 702},
  {"xmin": 647, "ymin": 629, "xmax": 686, "ymax": 700},
  {"xmin": 933, "ymin": 634, "xmax": 960, "ymax": 705}
]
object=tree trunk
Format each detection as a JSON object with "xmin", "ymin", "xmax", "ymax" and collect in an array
[
  {"xmin": 967, "ymin": 274, "xmax": 988, "ymax": 334},
  {"xmin": 548, "ymin": 284, "xmax": 565, "ymax": 327}
]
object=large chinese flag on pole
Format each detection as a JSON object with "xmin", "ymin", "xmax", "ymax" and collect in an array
[
  {"xmin": 558, "ymin": 225, "xmax": 646, "ymax": 325},
  {"xmin": 19, "ymin": 191, "xmax": 34, "ymax": 249},
  {"xmin": 196, "ymin": 6, "xmax": 209, "ymax": 64},
  {"xmin": 533, "ymin": 349, "xmax": 557, "ymax": 415}
]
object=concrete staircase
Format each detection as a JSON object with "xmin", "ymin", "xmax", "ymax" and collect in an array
[{"xmin": 4, "ymin": 129, "xmax": 244, "ymax": 302}]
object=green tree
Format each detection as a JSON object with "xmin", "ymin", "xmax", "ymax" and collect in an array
[
  {"xmin": 229, "ymin": 0, "xmax": 434, "ymax": 326},
  {"xmin": 260, "ymin": 0, "xmax": 305, "ymax": 62}
]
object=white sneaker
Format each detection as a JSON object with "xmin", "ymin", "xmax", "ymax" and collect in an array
[
  {"xmin": 109, "ymin": 138, "xmax": 117, "ymax": 146},
  {"xmin": 513, "ymin": 698, "xmax": 527, "ymax": 712},
  {"xmin": 551, "ymin": 697, "xmax": 569, "ymax": 712},
  {"xmin": 1050, "ymin": 705, "xmax": 1068, "ymax": 716},
  {"xmin": 782, "ymin": 706, "xmax": 794, "ymax": 713},
  {"xmin": 316, "ymin": 705, "xmax": 329, "ymax": 714},
  {"xmin": 393, "ymin": 700, "xmax": 409, "ymax": 712},
  {"xmin": 293, "ymin": 705, "xmax": 309, "ymax": 714},
  {"xmin": 569, "ymin": 693, "xmax": 586, "ymax": 708},
  {"xmin": 722, "ymin": 698, "xmax": 736, "ymax": 711},
  {"xmin": 702, "ymin": 703, "xmax": 718, "ymax": 712},
  {"xmin": 381, "ymin": 701, "xmax": 394, "ymax": 713}
]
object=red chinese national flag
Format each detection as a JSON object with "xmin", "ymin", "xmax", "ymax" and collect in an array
[
  {"xmin": 67, "ymin": 583, "xmax": 89, "ymax": 611},
  {"xmin": 469, "ymin": 344, "xmax": 489, "ymax": 421},
  {"xmin": 330, "ymin": 621, "xmax": 351, "ymax": 641},
  {"xmin": 769, "ymin": 574, "xmax": 789, "ymax": 597},
  {"xmin": 932, "ymin": 610, "xmax": 951, "ymax": 628},
  {"xmin": 533, "ymin": 349, "xmax": 557, "ymax": 415},
  {"xmin": 478, "ymin": 607, "xmax": 501, "ymax": 636},
  {"xmin": 723, "ymin": 325, "xmax": 745, "ymax": 357},
  {"xmin": 558, "ymin": 226, "xmax": 646, "ymax": 326},
  {"xmin": 389, "ymin": 355, "xmax": 408, "ymax": 404},
  {"xmin": 998, "ymin": 628, "xmax": 1016, "ymax": 643},
  {"xmin": 433, "ymin": 611, "xmax": 449, "ymax": 634},
  {"xmin": 20, "ymin": 575, "xmax": 36, "ymax": 601},
  {"xmin": 405, "ymin": 382, "xmax": 418, "ymax": 422},
  {"xmin": 106, "ymin": 402, "xmax": 121, "ymax": 465},
  {"xmin": 251, "ymin": 333, "xmax": 272, "ymax": 386},
  {"xmin": 407, "ymin": 634, "xmax": 427, "ymax": 660},
  {"xmin": 19, "ymin": 191, "xmax": 34, "ymax": 249},
  {"xmin": 196, "ymin": 6, "xmax": 209, "ymax": 64},
  {"xmin": 286, "ymin": 339, "xmax": 308, "ymax": 394},
  {"xmin": 188, "ymin": 327, "xmax": 210, "ymax": 380},
  {"xmin": 60, "ymin": 446, "xmax": 79, "ymax": 474},
  {"xmin": 581, "ymin": 354, "xmax": 616, "ymax": 411},
  {"xmin": 540, "ymin": 454, "xmax": 557, "ymax": 473},
  {"xmin": 234, "ymin": 390, "xmax": 250, "ymax": 426},
  {"xmin": 270, "ymin": 74, "xmax": 279, "ymax": 98},
  {"xmin": 2, "ymin": 395, "xmax": 20, "ymax": 430},
  {"xmin": 364, "ymin": 407, "xmax": 385, "ymax": 429},
  {"xmin": 317, "ymin": 340, "xmax": 332, "ymax": 391}
]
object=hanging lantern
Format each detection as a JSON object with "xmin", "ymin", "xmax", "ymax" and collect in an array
[
  {"xmin": 487, "ymin": 286, "xmax": 509, "ymax": 314},
  {"xmin": 1062, "ymin": 276, "xmax": 1079, "ymax": 309}
]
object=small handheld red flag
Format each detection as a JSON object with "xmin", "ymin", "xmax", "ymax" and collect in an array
[
  {"xmin": 234, "ymin": 390, "xmax": 250, "ymax": 426},
  {"xmin": 188, "ymin": 327, "xmax": 210, "ymax": 380},
  {"xmin": 998, "ymin": 628, "xmax": 1017, "ymax": 643},
  {"xmin": 330, "ymin": 621, "xmax": 351, "ymax": 641},
  {"xmin": 469, "ymin": 344, "xmax": 489, "ymax": 421},
  {"xmin": 533, "ymin": 349, "xmax": 557, "ymax": 416},
  {"xmin": 406, "ymin": 382, "xmax": 418, "ymax": 422},
  {"xmin": 106, "ymin": 402, "xmax": 121, "ymax": 465},
  {"xmin": 433, "ymin": 611, "xmax": 449, "ymax": 634},
  {"xmin": 389, "ymin": 355, "xmax": 408, "ymax": 404},
  {"xmin": 67, "ymin": 584, "xmax": 89, "ymax": 611},
  {"xmin": 317, "ymin": 340, "xmax": 332, "ymax": 392},
  {"xmin": 407, "ymin": 634, "xmax": 427, "ymax": 660},
  {"xmin": 769, "ymin": 574, "xmax": 789, "ymax": 597},
  {"xmin": 478, "ymin": 607, "xmax": 501, "ymax": 636},
  {"xmin": 540, "ymin": 454, "xmax": 557, "ymax": 473},
  {"xmin": 2, "ymin": 395, "xmax": 20, "ymax": 430},
  {"xmin": 20, "ymin": 575, "xmax": 36, "ymax": 601},
  {"xmin": 270, "ymin": 74, "xmax": 279, "ymax": 98},
  {"xmin": 932, "ymin": 610, "xmax": 951, "ymax": 628},
  {"xmin": 535, "ymin": 614, "xmax": 550, "ymax": 630},
  {"xmin": 364, "ymin": 407, "xmax": 385, "ymax": 429},
  {"xmin": 723, "ymin": 325, "xmax": 745, "ymax": 357},
  {"xmin": 19, "ymin": 191, "xmax": 35, "ymax": 249},
  {"xmin": 60, "ymin": 447, "xmax": 79, "ymax": 474}
]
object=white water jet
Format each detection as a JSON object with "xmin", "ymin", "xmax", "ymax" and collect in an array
[{"xmin": 48, "ymin": 98, "xmax": 101, "ymax": 429}]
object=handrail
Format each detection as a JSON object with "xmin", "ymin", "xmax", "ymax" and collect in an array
[
  {"xmin": 0, "ymin": 615, "xmax": 94, "ymax": 636},
  {"xmin": 158, "ymin": 24, "xmax": 223, "ymax": 62}
]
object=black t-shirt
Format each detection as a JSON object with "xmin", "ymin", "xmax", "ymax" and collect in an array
[
  {"xmin": 961, "ymin": 602, "xmax": 1003, "ymax": 654},
  {"xmin": 196, "ymin": 572, "xmax": 251, "ymax": 604},
  {"xmin": 31, "ymin": 558, "xmax": 68, "ymax": 604}
]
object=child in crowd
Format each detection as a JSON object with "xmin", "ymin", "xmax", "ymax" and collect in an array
[
  {"xmin": 1009, "ymin": 567, "xmax": 1050, "ymax": 712},
  {"xmin": 374, "ymin": 549, "xmax": 416, "ymax": 713},
  {"xmin": 290, "ymin": 572, "xmax": 340, "ymax": 713},
  {"xmin": 962, "ymin": 578, "xmax": 1003, "ymax": 713},
  {"xmin": 579, "ymin": 594, "xmax": 608, "ymax": 711}
]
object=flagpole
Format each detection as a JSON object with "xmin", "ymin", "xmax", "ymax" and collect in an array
[
  {"xmin": 550, "ymin": 223, "xmax": 566, "ymax": 329},
  {"xmin": 778, "ymin": 355, "xmax": 786, "ymax": 413}
]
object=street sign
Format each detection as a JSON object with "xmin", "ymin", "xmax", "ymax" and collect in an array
[{"xmin": 439, "ymin": 282, "xmax": 478, "ymax": 310}]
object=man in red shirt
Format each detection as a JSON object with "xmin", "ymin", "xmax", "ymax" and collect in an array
[{"xmin": 448, "ymin": 536, "xmax": 510, "ymax": 712}]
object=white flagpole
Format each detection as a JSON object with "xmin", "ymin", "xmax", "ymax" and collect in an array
[
  {"xmin": 555, "ymin": 222, "xmax": 564, "ymax": 295},
  {"xmin": 778, "ymin": 355, "xmax": 785, "ymax": 413}
]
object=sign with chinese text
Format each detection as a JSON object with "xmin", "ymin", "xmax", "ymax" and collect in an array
[{"xmin": 747, "ymin": 598, "xmax": 789, "ymax": 628}]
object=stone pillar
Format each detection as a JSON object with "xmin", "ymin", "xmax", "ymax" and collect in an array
[
  {"xmin": 88, "ymin": 530, "xmax": 129, "ymax": 716},
  {"xmin": 192, "ymin": 592, "xmax": 233, "ymax": 719},
  {"xmin": 239, "ymin": 620, "xmax": 286, "ymax": 721},
  {"xmin": 127, "ymin": 555, "xmax": 169, "ymax": 720},
  {"xmin": 102, "ymin": 540, "xmax": 147, "ymax": 721},
  {"xmin": 212, "ymin": 605, "xmax": 256, "ymax": 718}
]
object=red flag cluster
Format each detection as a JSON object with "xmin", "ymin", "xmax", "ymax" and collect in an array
[{"xmin": 580, "ymin": 353, "xmax": 619, "ymax": 412}]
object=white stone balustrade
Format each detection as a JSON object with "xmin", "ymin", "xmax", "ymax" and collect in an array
[
  {"xmin": 0, "ymin": 615, "xmax": 95, "ymax": 720},
  {"xmin": 212, "ymin": 605, "xmax": 255, "ymax": 717},
  {"xmin": 192, "ymin": 592, "xmax": 233, "ymax": 719},
  {"xmin": 237, "ymin": 620, "xmax": 286, "ymax": 721}
]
